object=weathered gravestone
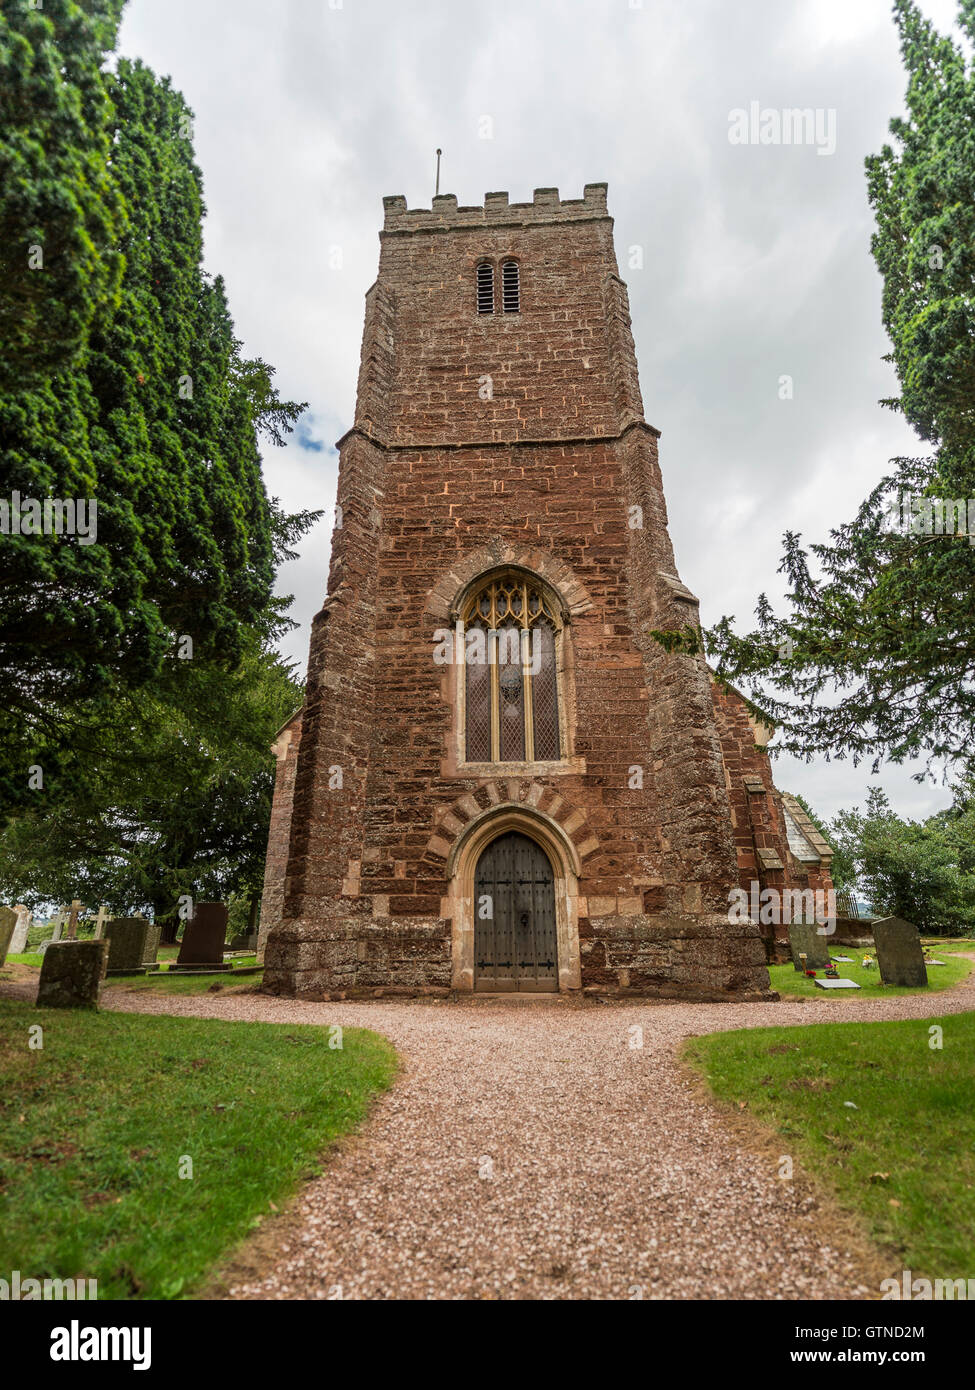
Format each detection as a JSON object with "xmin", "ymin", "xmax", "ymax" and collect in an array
[
  {"xmin": 105, "ymin": 917, "xmax": 153, "ymax": 975},
  {"xmin": 143, "ymin": 921, "xmax": 161, "ymax": 966},
  {"xmin": 872, "ymin": 916, "xmax": 928, "ymax": 988},
  {"xmin": 229, "ymin": 931, "xmax": 258, "ymax": 952},
  {"xmin": 10, "ymin": 905, "xmax": 31, "ymax": 955},
  {"xmin": 788, "ymin": 921, "xmax": 830, "ymax": 971},
  {"xmin": 0, "ymin": 907, "xmax": 17, "ymax": 967},
  {"xmin": 174, "ymin": 902, "xmax": 230, "ymax": 970},
  {"xmin": 36, "ymin": 939, "xmax": 108, "ymax": 1009}
]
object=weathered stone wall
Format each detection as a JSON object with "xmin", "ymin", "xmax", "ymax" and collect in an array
[
  {"xmin": 257, "ymin": 709, "xmax": 302, "ymax": 958},
  {"xmin": 263, "ymin": 185, "xmax": 772, "ymax": 999}
]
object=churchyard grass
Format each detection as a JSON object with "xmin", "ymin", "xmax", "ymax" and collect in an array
[
  {"xmin": 106, "ymin": 968, "xmax": 264, "ymax": 995},
  {"xmin": 0, "ymin": 998, "xmax": 396, "ymax": 1297},
  {"xmin": 769, "ymin": 953, "xmax": 972, "ymax": 999},
  {"xmin": 685, "ymin": 1012, "xmax": 975, "ymax": 1277}
]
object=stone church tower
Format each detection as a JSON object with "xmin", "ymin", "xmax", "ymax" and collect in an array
[{"xmin": 262, "ymin": 183, "xmax": 830, "ymax": 999}]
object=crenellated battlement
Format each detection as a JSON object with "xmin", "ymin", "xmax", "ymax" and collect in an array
[{"xmin": 381, "ymin": 183, "xmax": 609, "ymax": 234}]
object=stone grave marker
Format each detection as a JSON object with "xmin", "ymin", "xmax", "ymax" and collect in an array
[
  {"xmin": 66, "ymin": 899, "xmax": 82, "ymax": 940},
  {"xmin": 10, "ymin": 905, "xmax": 31, "ymax": 955},
  {"xmin": 93, "ymin": 905, "xmax": 110, "ymax": 940},
  {"xmin": 872, "ymin": 916, "xmax": 928, "ymax": 988},
  {"xmin": 814, "ymin": 978, "xmax": 862, "ymax": 990},
  {"xmin": 788, "ymin": 921, "xmax": 830, "ymax": 971},
  {"xmin": 36, "ymin": 939, "xmax": 108, "ymax": 1009},
  {"xmin": 174, "ymin": 902, "xmax": 230, "ymax": 970},
  {"xmin": 0, "ymin": 907, "xmax": 17, "ymax": 967},
  {"xmin": 142, "ymin": 922, "xmax": 161, "ymax": 967},
  {"xmin": 104, "ymin": 917, "xmax": 152, "ymax": 975}
]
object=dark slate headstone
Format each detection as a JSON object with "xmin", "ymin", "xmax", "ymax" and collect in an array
[
  {"xmin": 872, "ymin": 916, "xmax": 928, "ymax": 988},
  {"xmin": 0, "ymin": 906, "xmax": 16, "ymax": 967},
  {"xmin": 229, "ymin": 931, "xmax": 258, "ymax": 952},
  {"xmin": 175, "ymin": 902, "xmax": 229, "ymax": 969},
  {"xmin": 788, "ymin": 921, "xmax": 830, "ymax": 971},
  {"xmin": 36, "ymin": 939, "xmax": 108, "ymax": 1009},
  {"xmin": 105, "ymin": 917, "xmax": 151, "ymax": 974},
  {"xmin": 814, "ymin": 977, "xmax": 862, "ymax": 989}
]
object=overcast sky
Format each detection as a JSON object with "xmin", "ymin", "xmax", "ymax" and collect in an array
[{"xmin": 118, "ymin": 0, "xmax": 965, "ymax": 823}]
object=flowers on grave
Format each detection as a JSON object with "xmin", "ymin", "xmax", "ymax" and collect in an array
[
  {"xmin": 861, "ymin": 955, "xmax": 875, "ymax": 969},
  {"xmin": 804, "ymin": 969, "xmax": 817, "ymax": 978},
  {"xmin": 825, "ymin": 966, "xmax": 839, "ymax": 978}
]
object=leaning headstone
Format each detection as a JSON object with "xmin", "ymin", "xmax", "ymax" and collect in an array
[
  {"xmin": 93, "ymin": 904, "xmax": 110, "ymax": 940},
  {"xmin": 788, "ymin": 920, "xmax": 830, "ymax": 971},
  {"xmin": 174, "ymin": 902, "xmax": 230, "ymax": 970},
  {"xmin": 872, "ymin": 916, "xmax": 928, "ymax": 988},
  {"xmin": 49, "ymin": 907, "xmax": 66, "ymax": 944},
  {"xmin": 10, "ymin": 905, "xmax": 31, "ymax": 955},
  {"xmin": 104, "ymin": 917, "xmax": 151, "ymax": 975},
  {"xmin": 36, "ymin": 939, "xmax": 108, "ymax": 1009},
  {"xmin": 0, "ymin": 907, "xmax": 17, "ymax": 967}
]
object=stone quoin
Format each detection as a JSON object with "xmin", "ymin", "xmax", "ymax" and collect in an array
[{"xmin": 261, "ymin": 183, "xmax": 832, "ymax": 999}]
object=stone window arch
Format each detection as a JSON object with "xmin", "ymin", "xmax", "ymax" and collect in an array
[{"xmin": 459, "ymin": 568, "xmax": 566, "ymax": 765}]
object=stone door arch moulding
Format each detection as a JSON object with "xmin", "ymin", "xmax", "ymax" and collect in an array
[{"xmin": 445, "ymin": 802, "xmax": 583, "ymax": 993}]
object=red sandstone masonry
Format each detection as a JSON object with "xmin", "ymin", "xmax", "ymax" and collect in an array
[{"xmin": 263, "ymin": 185, "xmax": 777, "ymax": 998}]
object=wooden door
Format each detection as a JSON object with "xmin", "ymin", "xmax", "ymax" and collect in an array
[{"xmin": 474, "ymin": 832, "xmax": 558, "ymax": 992}]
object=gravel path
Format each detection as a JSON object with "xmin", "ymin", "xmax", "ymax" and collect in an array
[{"xmin": 78, "ymin": 969, "xmax": 975, "ymax": 1301}]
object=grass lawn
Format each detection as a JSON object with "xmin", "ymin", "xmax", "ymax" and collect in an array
[
  {"xmin": 105, "ymin": 969, "xmax": 264, "ymax": 996},
  {"xmin": 0, "ymin": 997, "xmax": 396, "ymax": 1298},
  {"xmin": 5, "ymin": 946, "xmax": 262, "ymax": 994},
  {"xmin": 770, "ymin": 952, "xmax": 972, "ymax": 1000},
  {"xmin": 685, "ymin": 1011, "xmax": 975, "ymax": 1277}
]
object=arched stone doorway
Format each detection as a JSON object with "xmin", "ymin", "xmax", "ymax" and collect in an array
[
  {"xmin": 444, "ymin": 802, "xmax": 583, "ymax": 993},
  {"xmin": 474, "ymin": 831, "xmax": 557, "ymax": 992}
]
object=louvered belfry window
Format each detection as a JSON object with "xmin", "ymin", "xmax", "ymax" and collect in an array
[
  {"xmin": 463, "ymin": 571, "xmax": 562, "ymax": 763},
  {"xmin": 501, "ymin": 260, "xmax": 520, "ymax": 313},
  {"xmin": 476, "ymin": 262, "xmax": 495, "ymax": 314}
]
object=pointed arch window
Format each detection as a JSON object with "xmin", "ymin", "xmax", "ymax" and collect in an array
[{"xmin": 462, "ymin": 571, "xmax": 563, "ymax": 764}]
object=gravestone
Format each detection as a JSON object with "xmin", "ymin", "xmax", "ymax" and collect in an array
[
  {"xmin": 93, "ymin": 905, "xmax": 110, "ymax": 940},
  {"xmin": 229, "ymin": 931, "xmax": 258, "ymax": 952},
  {"xmin": 872, "ymin": 916, "xmax": 928, "ymax": 988},
  {"xmin": 104, "ymin": 917, "xmax": 152, "ymax": 975},
  {"xmin": 10, "ymin": 905, "xmax": 31, "ymax": 955},
  {"xmin": 814, "ymin": 978, "xmax": 862, "ymax": 990},
  {"xmin": 66, "ymin": 899, "xmax": 82, "ymax": 940},
  {"xmin": 174, "ymin": 902, "xmax": 230, "ymax": 970},
  {"xmin": 788, "ymin": 921, "xmax": 830, "ymax": 971},
  {"xmin": 0, "ymin": 907, "xmax": 17, "ymax": 967},
  {"xmin": 142, "ymin": 922, "xmax": 161, "ymax": 966},
  {"xmin": 36, "ymin": 939, "xmax": 108, "ymax": 1009}
]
